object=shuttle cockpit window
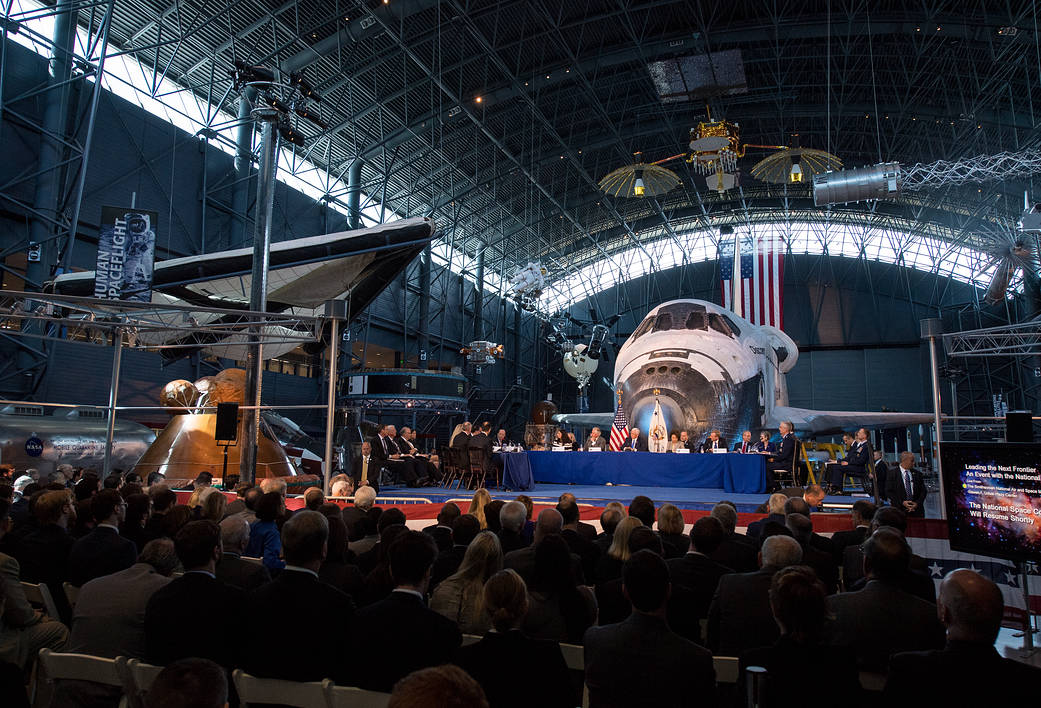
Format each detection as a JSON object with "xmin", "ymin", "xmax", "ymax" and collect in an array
[
  {"xmin": 708, "ymin": 314, "xmax": 735, "ymax": 338},
  {"xmin": 631, "ymin": 317, "xmax": 654, "ymax": 340},
  {"xmin": 721, "ymin": 314, "xmax": 741, "ymax": 337},
  {"xmin": 684, "ymin": 311, "xmax": 707, "ymax": 330},
  {"xmin": 652, "ymin": 312, "xmax": 673, "ymax": 333}
]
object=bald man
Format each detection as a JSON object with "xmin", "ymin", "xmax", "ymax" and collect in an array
[{"xmin": 885, "ymin": 569, "xmax": 1041, "ymax": 701}]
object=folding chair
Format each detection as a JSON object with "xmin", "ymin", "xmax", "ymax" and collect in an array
[
  {"xmin": 62, "ymin": 582, "xmax": 79, "ymax": 611},
  {"xmin": 240, "ymin": 556, "xmax": 264, "ymax": 565},
  {"xmin": 468, "ymin": 448, "xmax": 488, "ymax": 489},
  {"xmin": 560, "ymin": 643, "xmax": 587, "ymax": 708},
  {"xmin": 232, "ymin": 669, "xmax": 327, "ymax": 708},
  {"xmin": 120, "ymin": 658, "xmax": 164, "ymax": 708},
  {"xmin": 20, "ymin": 581, "xmax": 60, "ymax": 620},
  {"xmin": 713, "ymin": 656, "xmax": 740, "ymax": 684},
  {"xmin": 324, "ymin": 682, "xmax": 391, "ymax": 708},
  {"xmin": 461, "ymin": 634, "xmax": 482, "ymax": 646},
  {"xmin": 37, "ymin": 648, "xmax": 127, "ymax": 708}
]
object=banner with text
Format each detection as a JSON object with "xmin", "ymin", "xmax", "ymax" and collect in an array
[{"xmin": 95, "ymin": 207, "xmax": 157, "ymax": 302}]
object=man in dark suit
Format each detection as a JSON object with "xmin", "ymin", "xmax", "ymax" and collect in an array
[
  {"xmin": 784, "ymin": 496, "xmax": 834, "ymax": 555},
  {"xmin": 842, "ymin": 506, "xmax": 934, "ymax": 601},
  {"xmin": 15, "ymin": 489, "xmax": 76, "ymax": 623},
  {"xmin": 707, "ymin": 535, "xmax": 803, "ymax": 656},
  {"xmin": 619, "ymin": 427, "xmax": 647, "ymax": 451},
  {"xmin": 593, "ymin": 507, "xmax": 622, "ymax": 555},
  {"xmin": 216, "ymin": 516, "xmax": 271, "ymax": 591},
  {"xmin": 885, "ymin": 569, "xmax": 1041, "ymax": 702},
  {"xmin": 885, "ymin": 451, "xmax": 927, "ymax": 517},
  {"xmin": 678, "ymin": 430, "xmax": 695, "ymax": 451},
  {"xmin": 430, "ymin": 513, "xmax": 480, "ymax": 589},
  {"xmin": 497, "ymin": 501, "xmax": 529, "ymax": 553},
  {"xmin": 870, "ymin": 450, "xmax": 889, "ymax": 502},
  {"xmin": 467, "ymin": 421, "xmax": 499, "ymax": 481},
  {"xmin": 341, "ymin": 485, "xmax": 376, "ymax": 542},
  {"xmin": 830, "ymin": 500, "xmax": 875, "ymax": 566},
  {"xmin": 785, "ymin": 513, "xmax": 838, "ymax": 594},
  {"xmin": 351, "ymin": 531, "xmax": 462, "ymax": 692},
  {"xmin": 66, "ymin": 538, "xmax": 177, "ymax": 659},
  {"xmin": 451, "ymin": 422, "xmax": 472, "ymax": 456},
  {"xmin": 349, "ymin": 441, "xmax": 379, "ymax": 494},
  {"xmin": 698, "ymin": 429, "xmax": 727, "ymax": 453},
  {"xmin": 765, "ymin": 421, "xmax": 797, "ymax": 488},
  {"xmin": 825, "ymin": 429, "xmax": 872, "ymax": 494},
  {"xmin": 708, "ymin": 502, "xmax": 757, "ymax": 573},
  {"xmin": 584, "ymin": 550, "xmax": 716, "ymax": 707},
  {"xmin": 246, "ymin": 511, "xmax": 355, "ymax": 683},
  {"xmin": 144, "ymin": 521, "xmax": 246, "ymax": 667},
  {"xmin": 557, "ymin": 498, "xmax": 600, "ymax": 583},
  {"xmin": 398, "ymin": 426, "xmax": 437, "ymax": 484},
  {"xmin": 422, "ymin": 502, "xmax": 459, "ymax": 552},
  {"xmin": 143, "ymin": 487, "xmax": 177, "ymax": 542},
  {"xmin": 67, "ymin": 489, "xmax": 137, "ymax": 587},
  {"xmin": 733, "ymin": 430, "xmax": 754, "ymax": 453},
  {"xmin": 824, "ymin": 528, "xmax": 945, "ymax": 671},
  {"xmin": 558, "ymin": 492, "xmax": 597, "ymax": 541},
  {"xmin": 745, "ymin": 493, "xmax": 788, "ymax": 540},
  {"xmin": 370, "ymin": 423, "xmax": 418, "ymax": 486},
  {"xmin": 667, "ymin": 516, "xmax": 733, "ymax": 623},
  {"xmin": 503, "ymin": 508, "xmax": 585, "ymax": 585}
]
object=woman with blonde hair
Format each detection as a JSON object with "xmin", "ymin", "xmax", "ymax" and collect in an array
[
  {"xmin": 595, "ymin": 516, "xmax": 643, "ymax": 583},
  {"xmin": 468, "ymin": 487, "xmax": 492, "ymax": 529},
  {"xmin": 656, "ymin": 503, "xmax": 689, "ymax": 558},
  {"xmin": 198, "ymin": 487, "xmax": 227, "ymax": 522},
  {"xmin": 430, "ymin": 531, "xmax": 502, "ymax": 634}
]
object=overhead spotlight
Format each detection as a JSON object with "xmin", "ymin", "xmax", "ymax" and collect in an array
[
  {"xmin": 230, "ymin": 60, "xmax": 275, "ymax": 87},
  {"xmin": 289, "ymin": 72, "xmax": 322, "ymax": 102},
  {"xmin": 634, "ymin": 170, "xmax": 646, "ymax": 197},
  {"xmin": 475, "ymin": 96, "xmax": 483, "ymax": 103},
  {"xmin": 294, "ymin": 106, "xmax": 328, "ymax": 130},
  {"xmin": 789, "ymin": 161, "xmax": 803, "ymax": 183},
  {"xmin": 278, "ymin": 123, "xmax": 306, "ymax": 147}
]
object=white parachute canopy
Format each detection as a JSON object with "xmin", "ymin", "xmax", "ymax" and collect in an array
[{"xmin": 648, "ymin": 398, "xmax": 668, "ymax": 453}]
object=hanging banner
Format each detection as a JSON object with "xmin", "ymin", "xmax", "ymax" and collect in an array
[{"xmin": 95, "ymin": 207, "xmax": 157, "ymax": 302}]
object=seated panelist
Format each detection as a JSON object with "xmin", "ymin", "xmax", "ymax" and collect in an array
[
  {"xmin": 752, "ymin": 431, "xmax": 775, "ymax": 454},
  {"xmin": 667, "ymin": 433, "xmax": 684, "ymax": 452},
  {"xmin": 698, "ymin": 430, "xmax": 726, "ymax": 453},
  {"xmin": 620, "ymin": 427, "xmax": 647, "ymax": 452},
  {"xmin": 585, "ymin": 427, "xmax": 609, "ymax": 451},
  {"xmin": 733, "ymin": 430, "xmax": 754, "ymax": 454},
  {"xmin": 825, "ymin": 428, "xmax": 871, "ymax": 494},
  {"xmin": 678, "ymin": 430, "xmax": 694, "ymax": 451},
  {"xmin": 764, "ymin": 422, "xmax": 797, "ymax": 490}
]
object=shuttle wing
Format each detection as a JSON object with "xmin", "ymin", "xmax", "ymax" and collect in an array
[
  {"xmin": 551, "ymin": 412, "xmax": 614, "ymax": 428},
  {"xmin": 767, "ymin": 406, "xmax": 936, "ymax": 435}
]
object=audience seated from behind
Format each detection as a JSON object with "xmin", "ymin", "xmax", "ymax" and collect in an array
[
  {"xmin": 0, "ymin": 498, "xmax": 68, "ymax": 671},
  {"xmin": 514, "ymin": 495, "xmax": 536, "ymax": 543},
  {"xmin": 215, "ymin": 516, "xmax": 271, "ymax": 591},
  {"xmin": 245, "ymin": 510, "xmax": 355, "ymax": 683},
  {"xmin": 456, "ymin": 569, "xmax": 573, "ymax": 708},
  {"xmin": 357, "ymin": 507, "xmax": 408, "ymax": 575},
  {"xmin": 317, "ymin": 513, "xmax": 364, "ymax": 601},
  {"xmin": 557, "ymin": 497, "xmax": 600, "ymax": 582},
  {"xmin": 431, "ymin": 513, "xmax": 481, "ymax": 589},
  {"xmin": 423, "ymin": 502, "xmax": 460, "ymax": 552},
  {"xmin": 388, "ymin": 664, "xmax": 488, "ymax": 708},
  {"xmin": 144, "ymin": 520, "xmax": 246, "ymax": 668},
  {"xmin": 520, "ymin": 534, "xmax": 597, "ymax": 644},
  {"xmin": 655, "ymin": 503, "xmax": 689, "ymax": 558},
  {"xmin": 784, "ymin": 513, "xmax": 838, "ymax": 594},
  {"xmin": 341, "ymin": 484, "xmax": 376, "ymax": 542},
  {"xmin": 496, "ymin": 501, "xmax": 529, "ymax": 554},
  {"xmin": 707, "ymin": 534, "xmax": 803, "ymax": 656},
  {"xmin": 353, "ymin": 531, "xmax": 463, "ymax": 692},
  {"xmin": 66, "ymin": 488, "xmax": 138, "ymax": 587},
  {"xmin": 885, "ymin": 569, "xmax": 1041, "ymax": 702},
  {"xmin": 666, "ymin": 516, "xmax": 734, "ymax": 623},
  {"xmin": 740, "ymin": 566, "xmax": 861, "ymax": 707},
  {"xmin": 483, "ymin": 500, "xmax": 505, "ymax": 535},
  {"xmin": 242, "ymin": 491, "xmax": 285, "ymax": 572},
  {"xmin": 842, "ymin": 506, "xmax": 934, "ymax": 601},
  {"xmin": 468, "ymin": 488, "xmax": 492, "ymax": 530},
  {"xmin": 823, "ymin": 528, "xmax": 945, "ymax": 672},
  {"xmin": 348, "ymin": 506, "xmax": 383, "ymax": 558},
  {"xmin": 144, "ymin": 657, "xmax": 227, "ymax": 708},
  {"xmin": 584, "ymin": 550, "xmax": 716, "ymax": 708},
  {"xmin": 745, "ymin": 493, "xmax": 788, "ymax": 541},
  {"xmin": 504, "ymin": 509, "xmax": 585, "ymax": 586},
  {"xmin": 830, "ymin": 500, "xmax": 875, "ymax": 566},
  {"xmin": 593, "ymin": 515, "xmax": 642, "ymax": 585},
  {"xmin": 592, "ymin": 504, "xmax": 624, "ymax": 555},
  {"xmin": 558, "ymin": 493, "xmax": 598, "ymax": 540},
  {"xmin": 121, "ymin": 492, "xmax": 153, "ymax": 551},
  {"xmin": 430, "ymin": 531, "xmax": 502, "ymax": 634},
  {"xmin": 707, "ymin": 502, "xmax": 757, "ymax": 573},
  {"xmin": 359, "ymin": 524, "xmax": 410, "ymax": 607},
  {"xmin": 14, "ymin": 489, "xmax": 76, "ymax": 623}
]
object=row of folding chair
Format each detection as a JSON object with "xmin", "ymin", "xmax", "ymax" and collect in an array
[
  {"xmin": 34, "ymin": 649, "xmax": 391, "ymax": 708},
  {"xmin": 439, "ymin": 446, "xmax": 500, "ymax": 490}
]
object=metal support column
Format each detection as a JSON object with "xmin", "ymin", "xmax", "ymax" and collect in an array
[
  {"xmin": 103, "ymin": 328, "xmax": 124, "ymax": 480},
  {"xmin": 240, "ymin": 108, "xmax": 280, "ymax": 484},
  {"xmin": 322, "ymin": 300, "xmax": 346, "ymax": 494},
  {"xmin": 230, "ymin": 88, "xmax": 256, "ymax": 247},
  {"xmin": 474, "ymin": 246, "xmax": 485, "ymax": 342},
  {"xmin": 346, "ymin": 159, "xmax": 363, "ymax": 229},
  {"xmin": 922, "ymin": 318, "xmax": 947, "ymax": 517},
  {"xmin": 417, "ymin": 246, "xmax": 431, "ymax": 365}
]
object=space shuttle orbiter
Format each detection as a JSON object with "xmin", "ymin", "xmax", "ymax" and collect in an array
[{"xmin": 554, "ymin": 298, "xmax": 934, "ymax": 437}]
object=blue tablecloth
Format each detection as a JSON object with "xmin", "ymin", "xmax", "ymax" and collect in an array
[
  {"xmin": 521, "ymin": 450, "xmax": 766, "ymax": 493},
  {"xmin": 499, "ymin": 451, "xmax": 535, "ymax": 491}
]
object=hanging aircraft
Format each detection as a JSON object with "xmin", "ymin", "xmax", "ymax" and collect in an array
[{"xmin": 553, "ymin": 298, "xmax": 934, "ymax": 437}]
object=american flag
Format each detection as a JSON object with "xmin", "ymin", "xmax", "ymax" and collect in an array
[
  {"xmin": 609, "ymin": 401, "xmax": 629, "ymax": 451},
  {"xmin": 720, "ymin": 234, "xmax": 785, "ymax": 329}
]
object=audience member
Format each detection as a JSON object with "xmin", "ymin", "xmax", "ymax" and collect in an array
[
  {"xmin": 423, "ymin": 502, "xmax": 460, "ymax": 552},
  {"xmin": 707, "ymin": 534, "xmax": 803, "ymax": 655},
  {"xmin": 557, "ymin": 497, "xmax": 600, "ymax": 581},
  {"xmin": 359, "ymin": 524, "xmax": 410, "ymax": 607},
  {"xmin": 160, "ymin": 505, "xmax": 191, "ymax": 540},
  {"xmin": 317, "ymin": 514, "xmax": 364, "ymax": 601},
  {"xmin": 430, "ymin": 531, "xmax": 502, "ymax": 634},
  {"xmin": 246, "ymin": 511, "xmax": 355, "ymax": 682},
  {"xmin": 430, "ymin": 513, "xmax": 481, "ymax": 589},
  {"xmin": 348, "ymin": 506, "xmax": 382, "ymax": 557},
  {"xmin": 353, "ymin": 531, "xmax": 462, "ymax": 692},
  {"xmin": 468, "ymin": 488, "xmax": 492, "ymax": 529},
  {"xmin": 242, "ymin": 491, "xmax": 285, "ymax": 572},
  {"xmin": 197, "ymin": 488, "xmax": 226, "ymax": 522},
  {"xmin": 627, "ymin": 495, "xmax": 655, "ymax": 527},
  {"xmin": 215, "ymin": 516, "xmax": 271, "ymax": 591},
  {"xmin": 67, "ymin": 489, "xmax": 138, "ymax": 587},
  {"xmin": 387, "ymin": 664, "xmax": 488, "ymax": 708},
  {"xmin": 745, "ymin": 493, "xmax": 788, "ymax": 540},
  {"xmin": 784, "ymin": 513, "xmax": 838, "ymax": 593},
  {"xmin": 357, "ymin": 507, "xmax": 407, "ymax": 575},
  {"xmin": 708, "ymin": 502, "xmax": 757, "ymax": 573},
  {"xmin": 885, "ymin": 569, "xmax": 1041, "ymax": 701},
  {"xmin": 15, "ymin": 489, "xmax": 75, "ymax": 622},
  {"xmin": 842, "ymin": 506, "xmax": 934, "ymax": 600},
  {"xmin": 483, "ymin": 500, "xmax": 505, "ymax": 535},
  {"xmin": 342, "ymin": 485, "xmax": 377, "ymax": 541},
  {"xmin": 584, "ymin": 550, "xmax": 715, "ymax": 707},
  {"xmin": 514, "ymin": 494, "xmax": 535, "ymax": 542},
  {"xmin": 456, "ymin": 569, "xmax": 572, "ymax": 708},
  {"xmin": 497, "ymin": 501, "xmax": 529, "ymax": 553},
  {"xmin": 667, "ymin": 516, "xmax": 733, "ymax": 623},
  {"xmin": 121, "ymin": 492, "xmax": 152, "ymax": 551},
  {"xmin": 824, "ymin": 528, "xmax": 945, "ymax": 671},
  {"xmin": 144, "ymin": 520, "xmax": 246, "ymax": 667},
  {"xmin": 784, "ymin": 496, "xmax": 834, "ymax": 554},
  {"xmin": 592, "ymin": 505, "xmax": 623, "ymax": 554},
  {"xmin": 143, "ymin": 487, "xmax": 177, "ymax": 541},
  {"xmin": 303, "ymin": 487, "xmax": 325, "ymax": 511},
  {"xmin": 830, "ymin": 499, "xmax": 875, "ymax": 566},
  {"xmin": 522, "ymin": 534, "xmax": 596, "ymax": 644},
  {"xmin": 594, "ymin": 516, "xmax": 642, "ymax": 584},
  {"xmin": 503, "ymin": 509, "xmax": 585, "ymax": 585},
  {"xmin": 740, "ymin": 566, "xmax": 861, "ymax": 707},
  {"xmin": 145, "ymin": 658, "xmax": 227, "ymax": 708},
  {"xmin": 558, "ymin": 492, "xmax": 597, "ymax": 540},
  {"xmin": 0, "ymin": 498, "xmax": 68, "ymax": 670},
  {"xmin": 655, "ymin": 503, "xmax": 689, "ymax": 558}
]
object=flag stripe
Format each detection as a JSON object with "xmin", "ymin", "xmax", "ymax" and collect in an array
[
  {"xmin": 721, "ymin": 236, "xmax": 785, "ymax": 329},
  {"xmin": 609, "ymin": 401, "xmax": 629, "ymax": 451}
]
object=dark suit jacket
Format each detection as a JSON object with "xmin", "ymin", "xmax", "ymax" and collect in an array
[
  {"xmin": 318, "ymin": 559, "xmax": 365, "ymax": 602},
  {"xmin": 215, "ymin": 552, "xmax": 271, "ymax": 591},
  {"xmin": 885, "ymin": 466, "xmax": 928, "ymax": 516},
  {"xmin": 15, "ymin": 523, "xmax": 75, "ymax": 622},
  {"xmin": 451, "ymin": 432, "xmax": 471, "ymax": 454},
  {"xmin": 246, "ymin": 569, "xmax": 355, "ymax": 682},
  {"xmin": 497, "ymin": 529, "xmax": 529, "ymax": 554},
  {"xmin": 144, "ymin": 571, "xmax": 246, "ymax": 667},
  {"xmin": 561, "ymin": 528, "xmax": 600, "ymax": 583},
  {"xmin": 769, "ymin": 433, "xmax": 796, "ymax": 466},
  {"xmin": 824, "ymin": 579, "xmax": 945, "ymax": 671},
  {"xmin": 741, "ymin": 636, "xmax": 861, "ymax": 707},
  {"xmin": 707, "ymin": 566, "xmax": 779, "ymax": 656},
  {"xmin": 594, "ymin": 578, "xmax": 702, "ymax": 645},
  {"xmin": 352, "ymin": 590, "xmax": 462, "ymax": 692},
  {"xmin": 667, "ymin": 552, "xmax": 733, "ymax": 622},
  {"xmin": 885, "ymin": 640, "xmax": 1041, "ymax": 703},
  {"xmin": 830, "ymin": 525, "xmax": 869, "ymax": 566},
  {"xmin": 843, "ymin": 440, "xmax": 871, "ymax": 469},
  {"xmin": 575, "ymin": 520, "xmax": 597, "ymax": 542},
  {"xmin": 584, "ymin": 612, "xmax": 716, "ymax": 708},
  {"xmin": 800, "ymin": 543, "xmax": 838, "ymax": 594},
  {"xmin": 619, "ymin": 435, "xmax": 647, "ymax": 452},
  {"xmin": 710, "ymin": 533, "xmax": 758, "ymax": 573},
  {"xmin": 349, "ymin": 455, "xmax": 380, "ymax": 494},
  {"xmin": 732, "ymin": 440, "xmax": 755, "ymax": 453},
  {"xmin": 430, "ymin": 544, "xmax": 468, "ymax": 590},
  {"xmin": 456, "ymin": 630, "xmax": 573, "ymax": 708},
  {"xmin": 467, "ymin": 432, "xmax": 494, "ymax": 471},
  {"xmin": 503, "ymin": 543, "xmax": 586, "ymax": 586},
  {"xmin": 698, "ymin": 437, "xmax": 727, "ymax": 453},
  {"xmin": 745, "ymin": 513, "xmax": 785, "ymax": 540},
  {"xmin": 67, "ymin": 526, "xmax": 138, "ymax": 587},
  {"xmin": 872, "ymin": 459, "xmax": 890, "ymax": 500},
  {"xmin": 341, "ymin": 505, "xmax": 368, "ymax": 542}
]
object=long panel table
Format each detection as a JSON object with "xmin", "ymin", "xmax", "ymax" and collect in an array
[{"xmin": 500, "ymin": 450, "xmax": 766, "ymax": 493}]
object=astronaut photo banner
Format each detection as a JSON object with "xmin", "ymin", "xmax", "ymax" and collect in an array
[{"xmin": 95, "ymin": 206, "xmax": 157, "ymax": 302}]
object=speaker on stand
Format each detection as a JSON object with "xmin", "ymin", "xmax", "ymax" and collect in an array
[
  {"xmin": 214, "ymin": 402, "xmax": 239, "ymax": 486},
  {"xmin": 1005, "ymin": 411, "xmax": 1034, "ymax": 443}
]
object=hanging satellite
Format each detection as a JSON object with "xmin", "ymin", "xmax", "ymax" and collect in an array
[
  {"xmin": 750, "ymin": 134, "xmax": 843, "ymax": 185},
  {"xmin": 461, "ymin": 341, "xmax": 504, "ymax": 365},
  {"xmin": 598, "ymin": 154, "xmax": 682, "ymax": 198},
  {"xmin": 508, "ymin": 261, "xmax": 548, "ymax": 310}
]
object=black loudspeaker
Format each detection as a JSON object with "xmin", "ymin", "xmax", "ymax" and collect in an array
[
  {"xmin": 1005, "ymin": 411, "xmax": 1033, "ymax": 442},
  {"xmin": 215, "ymin": 402, "xmax": 239, "ymax": 442}
]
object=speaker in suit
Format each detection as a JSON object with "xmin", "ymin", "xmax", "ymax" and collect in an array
[
  {"xmin": 698, "ymin": 435, "xmax": 727, "ymax": 453},
  {"xmin": 619, "ymin": 431, "xmax": 648, "ymax": 452},
  {"xmin": 825, "ymin": 438, "xmax": 871, "ymax": 490},
  {"xmin": 456, "ymin": 630, "xmax": 574, "ymax": 708},
  {"xmin": 584, "ymin": 611, "xmax": 715, "ymax": 707},
  {"xmin": 824, "ymin": 579, "xmax": 945, "ymax": 671},
  {"xmin": 245, "ymin": 568, "xmax": 355, "ymax": 683},
  {"xmin": 352, "ymin": 590, "xmax": 462, "ymax": 692},
  {"xmin": 215, "ymin": 552, "xmax": 271, "ymax": 591},
  {"xmin": 67, "ymin": 525, "xmax": 138, "ymax": 587},
  {"xmin": 144, "ymin": 571, "xmax": 246, "ymax": 667},
  {"xmin": 886, "ymin": 463, "xmax": 928, "ymax": 517},
  {"xmin": 66, "ymin": 561, "xmax": 171, "ymax": 659}
]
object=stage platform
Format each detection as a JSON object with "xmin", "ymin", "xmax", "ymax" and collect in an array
[{"xmin": 376, "ymin": 482, "xmax": 868, "ymax": 514}]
